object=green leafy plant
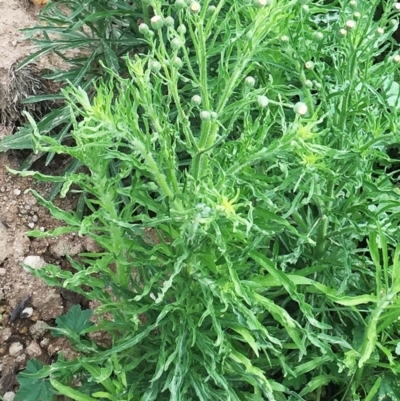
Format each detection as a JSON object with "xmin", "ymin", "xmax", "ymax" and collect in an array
[
  {"xmin": 15, "ymin": 360, "xmax": 54, "ymax": 401},
  {"xmin": 10, "ymin": 0, "xmax": 400, "ymax": 400},
  {"xmin": 0, "ymin": 0, "xmax": 146, "ymax": 190}
]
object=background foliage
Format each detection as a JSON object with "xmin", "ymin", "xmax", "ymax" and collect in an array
[{"xmin": 4, "ymin": 0, "xmax": 400, "ymax": 400}]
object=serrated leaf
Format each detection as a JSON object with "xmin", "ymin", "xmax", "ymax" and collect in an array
[
  {"xmin": 15, "ymin": 359, "xmax": 54, "ymax": 401},
  {"xmin": 55, "ymin": 304, "xmax": 93, "ymax": 335}
]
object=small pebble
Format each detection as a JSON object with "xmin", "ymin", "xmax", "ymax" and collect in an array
[
  {"xmin": 9, "ymin": 342, "xmax": 23, "ymax": 357},
  {"xmin": 28, "ymin": 222, "xmax": 35, "ymax": 229},
  {"xmin": 0, "ymin": 268, "xmax": 6, "ymax": 276},
  {"xmin": 21, "ymin": 307, "xmax": 33, "ymax": 318},
  {"xmin": 23, "ymin": 255, "xmax": 46, "ymax": 270},
  {"xmin": 26, "ymin": 341, "xmax": 42, "ymax": 358},
  {"xmin": 30, "ymin": 320, "xmax": 48, "ymax": 339},
  {"xmin": 3, "ymin": 391, "xmax": 15, "ymax": 401},
  {"xmin": 13, "ymin": 189, "xmax": 21, "ymax": 196}
]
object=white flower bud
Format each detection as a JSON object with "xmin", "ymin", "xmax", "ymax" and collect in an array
[
  {"xmin": 175, "ymin": 0, "xmax": 186, "ymax": 8},
  {"xmin": 313, "ymin": 81, "xmax": 322, "ymax": 90},
  {"xmin": 349, "ymin": 0, "xmax": 357, "ymax": 8},
  {"xmin": 394, "ymin": 3, "xmax": 400, "ymax": 11},
  {"xmin": 313, "ymin": 31, "xmax": 324, "ymax": 41},
  {"xmin": 173, "ymin": 56, "xmax": 183, "ymax": 68},
  {"xmin": 200, "ymin": 111, "xmax": 211, "ymax": 120},
  {"xmin": 171, "ymin": 37, "xmax": 183, "ymax": 50},
  {"xmin": 177, "ymin": 24, "xmax": 187, "ymax": 35},
  {"xmin": 338, "ymin": 28, "xmax": 347, "ymax": 37},
  {"xmin": 304, "ymin": 79, "xmax": 313, "ymax": 88},
  {"xmin": 377, "ymin": 27, "xmax": 384, "ymax": 35},
  {"xmin": 257, "ymin": 95, "xmax": 269, "ymax": 108},
  {"xmin": 345, "ymin": 20, "xmax": 356, "ymax": 30},
  {"xmin": 393, "ymin": 54, "xmax": 400, "ymax": 63},
  {"xmin": 254, "ymin": 0, "xmax": 269, "ymax": 7},
  {"xmin": 150, "ymin": 60, "xmax": 162, "ymax": 72},
  {"xmin": 151, "ymin": 15, "xmax": 164, "ymax": 30},
  {"xmin": 210, "ymin": 111, "xmax": 218, "ymax": 120},
  {"xmin": 281, "ymin": 35, "xmax": 289, "ymax": 42},
  {"xmin": 138, "ymin": 23, "xmax": 150, "ymax": 35},
  {"xmin": 304, "ymin": 61, "xmax": 314, "ymax": 70},
  {"xmin": 245, "ymin": 76, "xmax": 256, "ymax": 87},
  {"xmin": 191, "ymin": 95, "xmax": 202, "ymax": 105},
  {"xmin": 294, "ymin": 102, "xmax": 308, "ymax": 116},
  {"xmin": 207, "ymin": 5, "xmax": 216, "ymax": 14},
  {"xmin": 164, "ymin": 16, "xmax": 175, "ymax": 27},
  {"xmin": 190, "ymin": 1, "xmax": 201, "ymax": 13},
  {"xmin": 301, "ymin": 4, "xmax": 309, "ymax": 13},
  {"xmin": 353, "ymin": 12, "xmax": 361, "ymax": 19}
]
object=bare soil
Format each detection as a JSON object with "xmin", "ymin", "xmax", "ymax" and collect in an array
[{"xmin": 0, "ymin": 0, "xmax": 89, "ymax": 396}]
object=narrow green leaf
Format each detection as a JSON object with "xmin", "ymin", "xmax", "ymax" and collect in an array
[
  {"xmin": 249, "ymin": 250, "xmax": 328, "ymax": 329},
  {"xmin": 50, "ymin": 379, "xmax": 98, "ymax": 401},
  {"xmin": 365, "ymin": 376, "xmax": 382, "ymax": 401}
]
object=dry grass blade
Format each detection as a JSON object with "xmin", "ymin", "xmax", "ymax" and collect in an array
[{"xmin": 0, "ymin": 61, "xmax": 58, "ymax": 129}]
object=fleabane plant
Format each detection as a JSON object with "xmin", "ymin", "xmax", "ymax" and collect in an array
[{"xmin": 12, "ymin": 0, "xmax": 400, "ymax": 400}]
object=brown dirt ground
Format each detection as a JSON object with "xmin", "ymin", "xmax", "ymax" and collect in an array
[{"xmin": 0, "ymin": 0, "xmax": 92, "ymax": 397}]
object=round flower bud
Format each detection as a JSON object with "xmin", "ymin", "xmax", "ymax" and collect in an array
[
  {"xmin": 294, "ymin": 102, "xmax": 308, "ymax": 116},
  {"xmin": 281, "ymin": 35, "xmax": 289, "ymax": 42},
  {"xmin": 304, "ymin": 61, "xmax": 314, "ymax": 70},
  {"xmin": 210, "ymin": 111, "xmax": 218, "ymax": 120},
  {"xmin": 390, "ymin": 19, "xmax": 398, "ymax": 27},
  {"xmin": 173, "ymin": 56, "xmax": 183, "ymax": 68},
  {"xmin": 338, "ymin": 28, "xmax": 347, "ymax": 37},
  {"xmin": 313, "ymin": 81, "xmax": 322, "ymax": 90},
  {"xmin": 349, "ymin": 0, "xmax": 357, "ymax": 8},
  {"xmin": 177, "ymin": 24, "xmax": 187, "ymax": 35},
  {"xmin": 377, "ymin": 27, "xmax": 384, "ymax": 35},
  {"xmin": 301, "ymin": 4, "xmax": 309, "ymax": 13},
  {"xmin": 164, "ymin": 16, "xmax": 175, "ymax": 27},
  {"xmin": 304, "ymin": 79, "xmax": 313, "ymax": 88},
  {"xmin": 257, "ymin": 95, "xmax": 269, "ymax": 108},
  {"xmin": 191, "ymin": 95, "xmax": 202, "ymax": 105},
  {"xmin": 353, "ymin": 11, "xmax": 361, "ymax": 19},
  {"xmin": 175, "ymin": 0, "xmax": 186, "ymax": 8},
  {"xmin": 190, "ymin": 1, "xmax": 201, "ymax": 13},
  {"xmin": 246, "ymin": 30, "xmax": 254, "ymax": 40},
  {"xmin": 138, "ymin": 23, "xmax": 150, "ymax": 35},
  {"xmin": 313, "ymin": 31, "xmax": 324, "ymax": 41},
  {"xmin": 245, "ymin": 76, "xmax": 256, "ymax": 87},
  {"xmin": 345, "ymin": 20, "xmax": 356, "ymax": 30},
  {"xmin": 150, "ymin": 60, "xmax": 162, "ymax": 72},
  {"xmin": 394, "ymin": 3, "xmax": 400, "ymax": 11},
  {"xmin": 171, "ymin": 37, "xmax": 183, "ymax": 50},
  {"xmin": 200, "ymin": 111, "xmax": 211, "ymax": 120},
  {"xmin": 393, "ymin": 54, "xmax": 400, "ymax": 63},
  {"xmin": 254, "ymin": 0, "xmax": 268, "ymax": 7},
  {"xmin": 151, "ymin": 15, "xmax": 164, "ymax": 30},
  {"xmin": 207, "ymin": 5, "xmax": 217, "ymax": 14}
]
